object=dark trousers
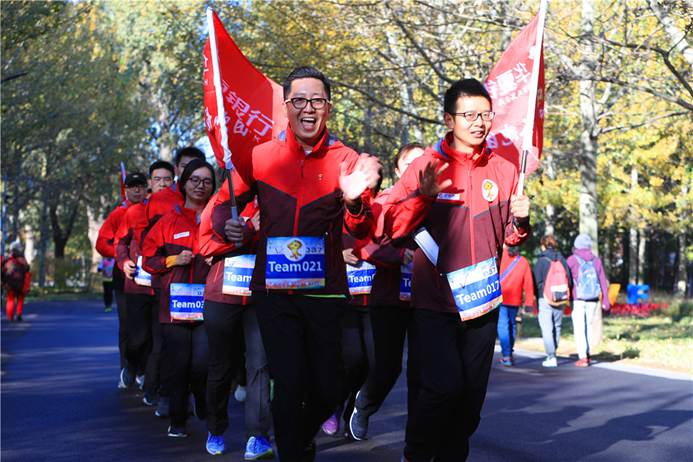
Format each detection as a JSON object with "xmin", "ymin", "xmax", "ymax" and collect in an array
[
  {"xmin": 115, "ymin": 289, "xmax": 127, "ymax": 369},
  {"xmin": 340, "ymin": 307, "xmax": 375, "ymax": 422},
  {"xmin": 255, "ymin": 293, "xmax": 345, "ymax": 462},
  {"xmin": 162, "ymin": 322, "xmax": 208, "ymax": 427},
  {"xmin": 243, "ymin": 306, "xmax": 272, "ymax": 437},
  {"xmin": 404, "ymin": 308, "xmax": 499, "ymax": 462},
  {"xmin": 125, "ymin": 293, "xmax": 156, "ymax": 376},
  {"xmin": 145, "ymin": 296, "xmax": 163, "ymax": 396},
  {"xmin": 355, "ymin": 305, "xmax": 413, "ymax": 418},
  {"xmin": 102, "ymin": 281, "xmax": 114, "ymax": 308}
]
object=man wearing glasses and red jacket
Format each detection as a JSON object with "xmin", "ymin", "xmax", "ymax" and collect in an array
[
  {"xmin": 376, "ymin": 78, "xmax": 531, "ymax": 462},
  {"xmin": 217, "ymin": 66, "xmax": 381, "ymax": 461}
]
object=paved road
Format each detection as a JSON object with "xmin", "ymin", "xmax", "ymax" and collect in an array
[{"xmin": 2, "ymin": 299, "xmax": 692, "ymax": 461}]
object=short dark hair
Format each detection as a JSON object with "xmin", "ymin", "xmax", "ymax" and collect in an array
[
  {"xmin": 443, "ymin": 78, "xmax": 492, "ymax": 115},
  {"xmin": 178, "ymin": 158, "xmax": 217, "ymax": 200},
  {"xmin": 148, "ymin": 160, "xmax": 175, "ymax": 177},
  {"xmin": 283, "ymin": 66, "xmax": 331, "ymax": 100},
  {"xmin": 174, "ymin": 146, "xmax": 206, "ymax": 166},
  {"xmin": 394, "ymin": 142, "xmax": 425, "ymax": 170},
  {"xmin": 540, "ymin": 235, "xmax": 558, "ymax": 249}
]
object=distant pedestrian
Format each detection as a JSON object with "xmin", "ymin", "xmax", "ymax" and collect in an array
[
  {"xmin": 497, "ymin": 245, "xmax": 535, "ymax": 366},
  {"xmin": 2, "ymin": 242, "xmax": 31, "ymax": 322},
  {"xmin": 533, "ymin": 235, "xmax": 572, "ymax": 368},
  {"xmin": 567, "ymin": 234, "xmax": 610, "ymax": 367},
  {"xmin": 98, "ymin": 257, "xmax": 116, "ymax": 312}
]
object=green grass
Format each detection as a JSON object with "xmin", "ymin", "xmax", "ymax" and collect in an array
[{"xmin": 516, "ymin": 301, "xmax": 693, "ymax": 375}]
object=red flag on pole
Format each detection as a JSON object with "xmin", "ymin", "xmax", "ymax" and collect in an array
[
  {"xmin": 485, "ymin": 4, "xmax": 546, "ymax": 181},
  {"xmin": 203, "ymin": 9, "xmax": 287, "ymax": 183}
]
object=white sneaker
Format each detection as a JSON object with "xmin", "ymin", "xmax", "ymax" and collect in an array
[
  {"xmin": 542, "ymin": 356, "xmax": 558, "ymax": 368},
  {"xmin": 135, "ymin": 375, "xmax": 145, "ymax": 390}
]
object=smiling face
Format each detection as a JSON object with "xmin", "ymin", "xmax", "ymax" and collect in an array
[
  {"xmin": 285, "ymin": 77, "xmax": 331, "ymax": 149},
  {"xmin": 183, "ymin": 167, "xmax": 214, "ymax": 204},
  {"xmin": 149, "ymin": 168, "xmax": 173, "ymax": 194},
  {"xmin": 443, "ymin": 95, "xmax": 492, "ymax": 152}
]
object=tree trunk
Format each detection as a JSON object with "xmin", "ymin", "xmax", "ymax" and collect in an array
[
  {"xmin": 628, "ymin": 167, "xmax": 639, "ymax": 285},
  {"xmin": 37, "ymin": 194, "xmax": 49, "ymax": 288},
  {"xmin": 647, "ymin": 0, "xmax": 693, "ymax": 69},
  {"xmin": 676, "ymin": 232, "xmax": 687, "ymax": 295},
  {"xmin": 544, "ymin": 153, "xmax": 556, "ymax": 235},
  {"xmin": 578, "ymin": 0, "xmax": 599, "ymax": 251}
]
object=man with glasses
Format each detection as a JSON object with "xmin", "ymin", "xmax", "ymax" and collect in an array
[
  {"xmin": 214, "ymin": 66, "xmax": 380, "ymax": 461},
  {"xmin": 115, "ymin": 161, "xmax": 176, "ymax": 409},
  {"xmin": 376, "ymin": 78, "xmax": 531, "ymax": 461},
  {"xmin": 96, "ymin": 171, "xmax": 148, "ymax": 387}
]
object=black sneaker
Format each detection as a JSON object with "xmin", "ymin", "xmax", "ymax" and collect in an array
[
  {"xmin": 16, "ymin": 315, "xmax": 22, "ymax": 322},
  {"xmin": 142, "ymin": 391, "xmax": 158, "ymax": 406},
  {"xmin": 167, "ymin": 425, "xmax": 188, "ymax": 438},
  {"xmin": 120, "ymin": 367, "xmax": 135, "ymax": 388},
  {"xmin": 348, "ymin": 400, "xmax": 368, "ymax": 441},
  {"xmin": 155, "ymin": 397, "xmax": 170, "ymax": 418}
]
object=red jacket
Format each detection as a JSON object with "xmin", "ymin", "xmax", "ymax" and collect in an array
[
  {"xmin": 211, "ymin": 127, "xmax": 374, "ymax": 295},
  {"xmin": 96, "ymin": 201, "xmax": 132, "ymax": 290},
  {"xmin": 347, "ymin": 189, "xmax": 410, "ymax": 308},
  {"xmin": 115, "ymin": 200, "xmax": 154, "ymax": 295},
  {"xmin": 199, "ymin": 178, "xmax": 258, "ymax": 306},
  {"xmin": 96, "ymin": 201, "xmax": 130, "ymax": 258},
  {"xmin": 147, "ymin": 183, "xmax": 184, "ymax": 225},
  {"xmin": 499, "ymin": 248, "xmax": 535, "ymax": 308},
  {"xmin": 376, "ymin": 133, "xmax": 531, "ymax": 313},
  {"xmin": 141, "ymin": 205, "xmax": 210, "ymax": 323}
]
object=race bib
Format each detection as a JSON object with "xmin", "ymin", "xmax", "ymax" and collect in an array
[
  {"xmin": 399, "ymin": 261, "xmax": 413, "ymax": 302},
  {"xmin": 222, "ymin": 254, "xmax": 256, "ymax": 296},
  {"xmin": 446, "ymin": 257, "xmax": 502, "ymax": 321},
  {"xmin": 346, "ymin": 261, "xmax": 376, "ymax": 296},
  {"xmin": 169, "ymin": 283, "xmax": 205, "ymax": 321},
  {"xmin": 134, "ymin": 256, "xmax": 152, "ymax": 287},
  {"xmin": 266, "ymin": 237, "xmax": 325, "ymax": 290}
]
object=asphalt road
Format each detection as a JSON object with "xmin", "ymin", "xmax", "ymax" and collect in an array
[{"xmin": 2, "ymin": 299, "xmax": 692, "ymax": 461}]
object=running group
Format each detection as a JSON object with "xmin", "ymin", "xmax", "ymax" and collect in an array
[{"xmin": 95, "ymin": 66, "xmax": 531, "ymax": 462}]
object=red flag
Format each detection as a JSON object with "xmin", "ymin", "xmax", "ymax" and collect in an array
[
  {"xmin": 485, "ymin": 13, "xmax": 545, "ymax": 176},
  {"xmin": 203, "ymin": 10, "xmax": 287, "ymax": 181}
]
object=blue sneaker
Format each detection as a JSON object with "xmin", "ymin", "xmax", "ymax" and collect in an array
[
  {"xmin": 206, "ymin": 433, "xmax": 225, "ymax": 455},
  {"xmin": 244, "ymin": 436, "xmax": 274, "ymax": 460},
  {"xmin": 349, "ymin": 403, "xmax": 368, "ymax": 441}
]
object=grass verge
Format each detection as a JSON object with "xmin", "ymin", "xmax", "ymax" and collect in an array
[{"xmin": 515, "ymin": 299, "xmax": 693, "ymax": 375}]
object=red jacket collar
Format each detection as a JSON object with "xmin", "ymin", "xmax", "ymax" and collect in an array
[
  {"xmin": 434, "ymin": 132, "xmax": 490, "ymax": 166},
  {"xmin": 284, "ymin": 125, "xmax": 338, "ymax": 158}
]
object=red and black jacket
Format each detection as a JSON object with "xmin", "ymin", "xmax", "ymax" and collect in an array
[
  {"xmin": 211, "ymin": 126, "xmax": 374, "ymax": 296},
  {"xmin": 199, "ymin": 177, "xmax": 258, "ymax": 306},
  {"xmin": 141, "ymin": 205, "xmax": 210, "ymax": 323},
  {"xmin": 376, "ymin": 133, "xmax": 531, "ymax": 313},
  {"xmin": 115, "ymin": 200, "xmax": 154, "ymax": 296},
  {"xmin": 96, "ymin": 200, "xmax": 131, "ymax": 291},
  {"xmin": 353, "ymin": 188, "xmax": 412, "ymax": 308}
]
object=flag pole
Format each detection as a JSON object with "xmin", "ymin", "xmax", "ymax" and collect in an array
[
  {"xmin": 207, "ymin": 8, "xmax": 238, "ymax": 220},
  {"xmin": 119, "ymin": 161, "xmax": 127, "ymax": 202},
  {"xmin": 516, "ymin": 0, "xmax": 548, "ymax": 197}
]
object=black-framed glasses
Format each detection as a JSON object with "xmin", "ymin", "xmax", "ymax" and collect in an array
[
  {"xmin": 188, "ymin": 176, "xmax": 213, "ymax": 187},
  {"xmin": 453, "ymin": 111, "xmax": 495, "ymax": 122},
  {"xmin": 285, "ymin": 97, "xmax": 330, "ymax": 110},
  {"xmin": 125, "ymin": 184, "xmax": 146, "ymax": 190}
]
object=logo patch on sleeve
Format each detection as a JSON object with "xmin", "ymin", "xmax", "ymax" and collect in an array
[{"xmin": 481, "ymin": 179, "xmax": 499, "ymax": 202}]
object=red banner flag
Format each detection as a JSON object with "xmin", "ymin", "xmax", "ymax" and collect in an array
[
  {"xmin": 485, "ymin": 12, "xmax": 545, "ymax": 176},
  {"xmin": 203, "ymin": 9, "xmax": 287, "ymax": 180}
]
